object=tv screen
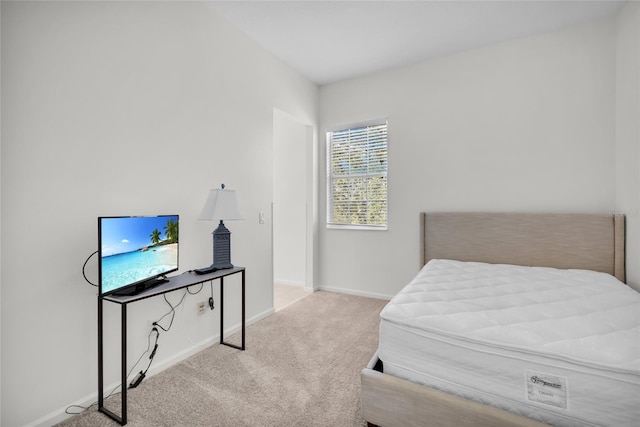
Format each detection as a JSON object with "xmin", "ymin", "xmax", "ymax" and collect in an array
[{"xmin": 98, "ymin": 215, "xmax": 179, "ymax": 296}]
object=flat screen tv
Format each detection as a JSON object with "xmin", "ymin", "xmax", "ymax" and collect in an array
[{"xmin": 98, "ymin": 215, "xmax": 179, "ymax": 296}]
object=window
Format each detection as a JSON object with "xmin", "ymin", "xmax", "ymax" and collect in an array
[{"xmin": 327, "ymin": 121, "xmax": 388, "ymax": 229}]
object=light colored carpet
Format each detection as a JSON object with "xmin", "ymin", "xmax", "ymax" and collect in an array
[
  {"xmin": 274, "ymin": 282, "xmax": 311, "ymax": 311},
  {"xmin": 58, "ymin": 290, "xmax": 387, "ymax": 426}
]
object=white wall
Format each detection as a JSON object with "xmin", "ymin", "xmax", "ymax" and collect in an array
[
  {"xmin": 273, "ymin": 110, "xmax": 308, "ymax": 287},
  {"xmin": 615, "ymin": 2, "xmax": 640, "ymax": 290},
  {"xmin": 0, "ymin": 2, "xmax": 317, "ymax": 426},
  {"xmin": 319, "ymin": 17, "xmax": 619, "ymax": 298}
]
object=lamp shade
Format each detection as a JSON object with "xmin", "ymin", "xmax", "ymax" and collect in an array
[{"xmin": 198, "ymin": 188, "xmax": 244, "ymax": 221}]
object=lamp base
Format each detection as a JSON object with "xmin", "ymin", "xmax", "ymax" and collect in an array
[{"xmin": 195, "ymin": 220, "xmax": 235, "ymax": 275}]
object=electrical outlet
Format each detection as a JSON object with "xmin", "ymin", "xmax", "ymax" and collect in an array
[{"xmin": 197, "ymin": 301, "xmax": 206, "ymax": 315}]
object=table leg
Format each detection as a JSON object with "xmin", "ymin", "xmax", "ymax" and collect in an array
[
  {"xmin": 98, "ymin": 297, "xmax": 104, "ymax": 408},
  {"xmin": 220, "ymin": 273, "xmax": 245, "ymax": 350},
  {"xmin": 220, "ymin": 277, "xmax": 224, "ymax": 344},
  {"xmin": 121, "ymin": 304, "xmax": 127, "ymax": 425},
  {"xmin": 241, "ymin": 270, "xmax": 245, "ymax": 350},
  {"xmin": 98, "ymin": 300, "xmax": 128, "ymax": 425}
]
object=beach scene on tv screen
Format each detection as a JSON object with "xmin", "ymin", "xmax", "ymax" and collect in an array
[{"xmin": 101, "ymin": 216, "xmax": 178, "ymax": 293}]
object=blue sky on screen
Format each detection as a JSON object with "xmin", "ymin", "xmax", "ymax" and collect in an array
[{"xmin": 100, "ymin": 215, "xmax": 178, "ymax": 256}]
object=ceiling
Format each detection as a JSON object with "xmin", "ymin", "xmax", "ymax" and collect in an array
[{"xmin": 207, "ymin": 0, "xmax": 626, "ymax": 85}]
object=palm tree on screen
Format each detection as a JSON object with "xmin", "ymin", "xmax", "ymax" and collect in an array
[
  {"xmin": 164, "ymin": 219, "xmax": 178, "ymax": 243},
  {"xmin": 150, "ymin": 229, "xmax": 162, "ymax": 245}
]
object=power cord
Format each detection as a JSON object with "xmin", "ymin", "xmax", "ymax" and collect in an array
[
  {"xmin": 210, "ymin": 280, "xmax": 215, "ymax": 310},
  {"xmin": 64, "ymin": 327, "xmax": 163, "ymax": 414},
  {"xmin": 129, "ymin": 328, "xmax": 160, "ymax": 389},
  {"xmin": 82, "ymin": 250, "xmax": 98, "ymax": 287},
  {"xmin": 132, "ymin": 288, "xmax": 193, "ymax": 385},
  {"xmin": 152, "ymin": 291, "xmax": 187, "ymax": 332},
  {"xmin": 181, "ymin": 281, "xmax": 215, "ymax": 346},
  {"xmin": 139, "ymin": 284, "xmax": 208, "ymax": 385},
  {"xmin": 187, "ymin": 282, "xmax": 204, "ymax": 295}
]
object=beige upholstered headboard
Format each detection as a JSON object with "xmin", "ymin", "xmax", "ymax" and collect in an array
[{"xmin": 420, "ymin": 212, "xmax": 626, "ymax": 283}]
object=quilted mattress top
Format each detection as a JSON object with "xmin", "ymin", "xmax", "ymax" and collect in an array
[{"xmin": 380, "ymin": 259, "xmax": 640, "ymax": 372}]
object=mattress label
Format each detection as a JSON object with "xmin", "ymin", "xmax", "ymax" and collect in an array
[{"xmin": 525, "ymin": 371, "xmax": 568, "ymax": 409}]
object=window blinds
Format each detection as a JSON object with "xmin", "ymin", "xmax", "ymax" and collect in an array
[{"xmin": 328, "ymin": 122, "xmax": 387, "ymax": 228}]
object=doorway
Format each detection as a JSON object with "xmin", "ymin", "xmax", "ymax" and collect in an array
[{"xmin": 273, "ymin": 109, "xmax": 315, "ymax": 310}]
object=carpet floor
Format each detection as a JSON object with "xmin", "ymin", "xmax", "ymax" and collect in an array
[{"xmin": 58, "ymin": 290, "xmax": 388, "ymax": 426}]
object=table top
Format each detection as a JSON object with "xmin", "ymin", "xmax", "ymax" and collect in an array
[{"xmin": 102, "ymin": 266, "xmax": 245, "ymax": 304}]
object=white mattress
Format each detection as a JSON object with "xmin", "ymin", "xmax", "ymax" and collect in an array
[{"xmin": 378, "ymin": 259, "xmax": 640, "ymax": 427}]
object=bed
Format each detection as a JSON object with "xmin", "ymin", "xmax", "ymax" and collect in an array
[{"xmin": 361, "ymin": 212, "xmax": 638, "ymax": 427}]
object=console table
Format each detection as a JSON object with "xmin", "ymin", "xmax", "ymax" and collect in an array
[{"xmin": 98, "ymin": 267, "xmax": 245, "ymax": 425}]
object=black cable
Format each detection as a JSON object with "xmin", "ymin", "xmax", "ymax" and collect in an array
[
  {"xmin": 144, "ymin": 330, "xmax": 160, "ymax": 372},
  {"xmin": 137, "ymin": 328, "xmax": 159, "ymax": 367},
  {"xmin": 186, "ymin": 282, "xmax": 204, "ymax": 295},
  {"xmin": 153, "ymin": 281, "xmax": 206, "ymax": 331},
  {"xmin": 209, "ymin": 280, "xmax": 215, "ymax": 310},
  {"xmin": 65, "ymin": 328, "xmax": 161, "ymax": 414},
  {"xmin": 82, "ymin": 250, "xmax": 98, "ymax": 287},
  {"xmin": 153, "ymin": 291, "xmax": 187, "ymax": 332},
  {"xmin": 129, "ymin": 328, "xmax": 160, "ymax": 388},
  {"xmin": 131, "ymin": 283, "xmax": 207, "ymax": 388}
]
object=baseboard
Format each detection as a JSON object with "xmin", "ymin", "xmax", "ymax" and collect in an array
[
  {"xmin": 318, "ymin": 285, "xmax": 392, "ymax": 301},
  {"xmin": 274, "ymin": 279, "xmax": 305, "ymax": 287},
  {"xmin": 222, "ymin": 306, "xmax": 274, "ymax": 337},
  {"xmin": 35, "ymin": 307, "xmax": 275, "ymax": 427}
]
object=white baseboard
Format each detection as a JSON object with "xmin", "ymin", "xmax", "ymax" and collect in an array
[
  {"xmin": 222, "ymin": 307, "xmax": 274, "ymax": 338},
  {"xmin": 274, "ymin": 279, "xmax": 305, "ymax": 287},
  {"xmin": 318, "ymin": 285, "xmax": 392, "ymax": 301},
  {"xmin": 34, "ymin": 307, "xmax": 275, "ymax": 427}
]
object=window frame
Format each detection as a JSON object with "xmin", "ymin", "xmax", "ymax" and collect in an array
[{"xmin": 326, "ymin": 119, "xmax": 388, "ymax": 231}]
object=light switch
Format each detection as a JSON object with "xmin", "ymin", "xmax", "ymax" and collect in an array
[{"xmin": 259, "ymin": 212, "xmax": 265, "ymax": 224}]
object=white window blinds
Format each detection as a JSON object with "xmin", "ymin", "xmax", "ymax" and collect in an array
[{"xmin": 327, "ymin": 121, "xmax": 388, "ymax": 229}]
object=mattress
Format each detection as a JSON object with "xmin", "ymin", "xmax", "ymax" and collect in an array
[{"xmin": 378, "ymin": 259, "xmax": 640, "ymax": 427}]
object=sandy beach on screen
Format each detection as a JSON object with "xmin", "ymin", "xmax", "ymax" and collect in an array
[{"xmin": 153, "ymin": 242, "xmax": 178, "ymax": 264}]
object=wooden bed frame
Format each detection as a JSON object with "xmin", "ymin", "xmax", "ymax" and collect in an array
[{"xmin": 361, "ymin": 212, "xmax": 626, "ymax": 427}]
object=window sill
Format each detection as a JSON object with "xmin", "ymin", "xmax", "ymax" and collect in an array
[{"xmin": 327, "ymin": 224, "xmax": 388, "ymax": 231}]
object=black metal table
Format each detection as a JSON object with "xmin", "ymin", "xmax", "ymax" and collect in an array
[{"xmin": 98, "ymin": 267, "xmax": 245, "ymax": 425}]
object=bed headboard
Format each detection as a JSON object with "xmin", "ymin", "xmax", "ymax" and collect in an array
[{"xmin": 420, "ymin": 212, "xmax": 626, "ymax": 283}]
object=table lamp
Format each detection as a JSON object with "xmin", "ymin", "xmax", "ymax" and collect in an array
[{"xmin": 196, "ymin": 184, "xmax": 244, "ymax": 274}]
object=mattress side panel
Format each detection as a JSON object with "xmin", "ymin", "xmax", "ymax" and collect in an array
[{"xmin": 378, "ymin": 320, "xmax": 640, "ymax": 427}]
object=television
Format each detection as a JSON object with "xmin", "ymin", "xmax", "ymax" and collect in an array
[{"xmin": 98, "ymin": 215, "xmax": 179, "ymax": 296}]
